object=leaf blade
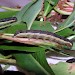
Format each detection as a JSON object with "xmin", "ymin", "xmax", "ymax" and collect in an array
[
  {"xmin": 14, "ymin": 54, "xmax": 51, "ymax": 75},
  {"xmin": 22, "ymin": 0, "xmax": 44, "ymax": 29}
]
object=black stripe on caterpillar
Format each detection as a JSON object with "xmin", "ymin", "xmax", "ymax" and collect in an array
[
  {"xmin": 0, "ymin": 17, "xmax": 17, "ymax": 22},
  {"xmin": 0, "ymin": 17, "xmax": 17, "ymax": 29}
]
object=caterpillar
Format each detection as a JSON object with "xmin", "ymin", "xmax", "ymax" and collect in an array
[
  {"xmin": 13, "ymin": 30, "xmax": 73, "ymax": 50},
  {"xmin": 0, "ymin": 17, "xmax": 17, "ymax": 29}
]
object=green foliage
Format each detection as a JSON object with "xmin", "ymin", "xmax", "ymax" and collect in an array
[
  {"xmin": 32, "ymin": 50, "xmax": 55, "ymax": 75},
  {"xmin": 0, "ymin": 0, "xmax": 75, "ymax": 75},
  {"xmin": 14, "ymin": 53, "xmax": 53, "ymax": 75},
  {"xmin": 16, "ymin": 0, "xmax": 44, "ymax": 30},
  {"xmin": 46, "ymin": 0, "xmax": 59, "ymax": 5},
  {"xmin": 0, "ymin": 22, "xmax": 27, "ymax": 34},
  {"xmin": 51, "ymin": 62, "xmax": 75, "ymax": 75},
  {"xmin": 44, "ymin": 1, "xmax": 53, "ymax": 17},
  {"xmin": 0, "ymin": 11, "xmax": 18, "ymax": 19},
  {"xmin": 55, "ymin": 10, "xmax": 75, "ymax": 33},
  {"xmin": 31, "ymin": 21, "xmax": 54, "ymax": 32},
  {"xmin": 15, "ymin": 1, "xmax": 35, "ymax": 21},
  {"xmin": 44, "ymin": 0, "xmax": 59, "ymax": 18},
  {"xmin": 55, "ymin": 28, "xmax": 75, "ymax": 37}
]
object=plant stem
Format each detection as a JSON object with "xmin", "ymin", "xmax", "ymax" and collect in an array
[
  {"xmin": 0, "ymin": 6, "xmax": 20, "ymax": 11},
  {"xmin": 0, "ymin": 59, "xmax": 16, "ymax": 65}
]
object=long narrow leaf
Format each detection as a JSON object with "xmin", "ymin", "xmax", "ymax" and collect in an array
[
  {"xmin": 0, "ymin": 11, "xmax": 18, "ymax": 19},
  {"xmin": 13, "ymin": 54, "xmax": 51, "ymax": 75},
  {"xmin": 56, "ymin": 28, "xmax": 75, "ymax": 37},
  {"xmin": 31, "ymin": 21, "xmax": 54, "ymax": 32},
  {"xmin": 44, "ymin": 1, "xmax": 53, "ymax": 17},
  {"xmin": 22, "ymin": 0, "xmax": 44, "ymax": 29},
  {"xmin": 15, "ymin": 1, "xmax": 35, "ymax": 21},
  {"xmin": 55, "ymin": 10, "xmax": 75, "ymax": 33},
  {"xmin": 0, "ymin": 40, "xmax": 45, "ymax": 52},
  {"xmin": 46, "ymin": 0, "xmax": 59, "ymax": 6},
  {"xmin": 0, "ymin": 22, "xmax": 27, "ymax": 34},
  {"xmin": 32, "ymin": 50, "xmax": 55, "ymax": 75}
]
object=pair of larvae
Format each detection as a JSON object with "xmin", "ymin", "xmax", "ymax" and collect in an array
[{"xmin": 0, "ymin": 17, "xmax": 73, "ymax": 49}]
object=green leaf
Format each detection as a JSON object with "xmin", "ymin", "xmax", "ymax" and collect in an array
[
  {"xmin": 32, "ymin": 50, "xmax": 55, "ymax": 75},
  {"xmin": 46, "ymin": 0, "xmax": 59, "ymax": 6},
  {"xmin": 0, "ymin": 20, "xmax": 54, "ymax": 34},
  {"xmin": 51, "ymin": 62, "xmax": 75, "ymax": 75},
  {"xmin": 56, "ymin": 28, "xmax": 75, "ymax": 37},
  {"xmin": 31, "ymin": 21, "xmax": 54, "ymax": 32},
  {"xmin": 15, "ymin": 1, "xmax": 35, "ymax": 21},
  {"xmin": 55, "ymin": 10, "xmax": 75, "ymax": 33},
  {"xmin": 22, "ymin": 0, "xmax": 44, "ymax": 29},
  {"xmin": 13, "ymin": 54, "xmax": 51, "ymax": 75},
  {"xmin": 0, "ymin": 11, "xmax": 18, "ymax": 19},
  {"xmin": 44, "ymin": 1, "xmax": 53, "ymax": 17},
  {"xmin": 0, "ymin": 41, "xmax": 45, "ymax": 52},
  {"xmin": 0, "ymin": 54, "xmax": 6, "ymax": 59},
  {"xmin": 0, "ymin": 22, "xmax": 27, "ymax": 34},
  {"xmin": 0, "ymin": 6, "xmax": 20, "ymax": 11}
]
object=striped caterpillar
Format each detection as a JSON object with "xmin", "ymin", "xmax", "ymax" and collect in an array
[
  {"xmin": 0, "ymin": 17, "xmax": 17, "ymax": 29},
  {"xmin": 0, "ymin": 30, "xmax": 73, "ymax": 50},
  {"xmin": 13, "ymin": 30, "xmax": 73, "ymax": 50}
]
